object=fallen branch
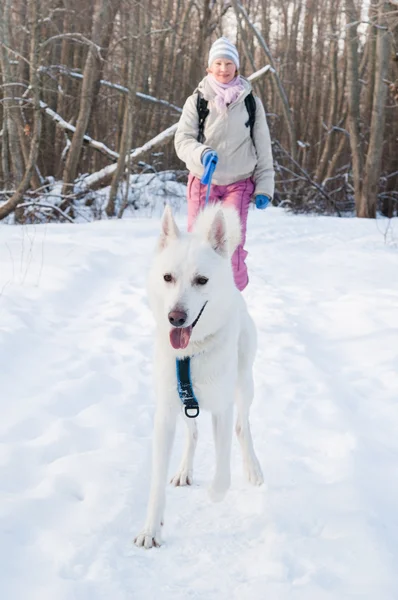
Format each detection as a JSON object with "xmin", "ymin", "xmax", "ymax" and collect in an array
[
  {"xmin": 18, "ymin": 201, "xmax": 75, "ymax": 222},
  {"xmin": 81, "ymin": 124, "xmax": 178, "ymax": 189},
  {"xmin": 39, "ymin": 65, "xmax": 183, "ymax": 113},
  {"xmin": 38, "ymin": 99, "xmax": 119, "ymax": 160},
  {"xmin": 6, "ymin": 94, "xmax": 119, "ymax": 161}
]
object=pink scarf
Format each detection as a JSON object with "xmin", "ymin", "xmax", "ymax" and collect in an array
[{"xmin": 206, "ymin": 74, "xmax": 245, "ymax": 115}]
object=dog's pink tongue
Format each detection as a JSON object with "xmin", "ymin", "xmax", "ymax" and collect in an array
[{"xmin": 170, "ymin": 326, "xmax": 193, "ymax": 349}]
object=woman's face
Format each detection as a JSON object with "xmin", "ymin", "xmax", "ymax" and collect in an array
[{"xmin": 207, "ymin": 58, "xmax": 236, "ymax": 83}]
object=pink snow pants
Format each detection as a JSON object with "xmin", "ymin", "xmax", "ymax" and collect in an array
[{"xmin": 187, "ymin": 174, "xmax": 255, "ymax": 291}]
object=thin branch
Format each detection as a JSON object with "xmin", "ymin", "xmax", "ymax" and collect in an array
[
  {"xmin": 39, "ymin": 65, "xmax": 183, "ymax": 112},
  {"xmin": 1, "ymin": 95, "xmax": 120, "ymax": 161},
  {"xmin": 81, "ymin": 123, "xmax": 178, "ymax": 189},
  {"xmin": 37, "ymin": 99, "xmax": 119, "ymax": 160},
  {"xmin": 40, "ymin": 33, "xmax": 102, "ymax": 56},
  {"xmin": 17, "ymin": 201, "xmax": 75, "ymax": 222},
  {"xmin": 0, "ymin": 41, "xmax": 31, "ymax": 66},
  {"xmin": 0, "ymin": 82, "xmax": 28, "ymax": 90},
  {"xmin": 274, "ymin": 140, "xmax": 342, "ymax": 217}
]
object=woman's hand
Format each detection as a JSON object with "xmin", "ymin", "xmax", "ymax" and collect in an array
[
  {"xmin": 255, "ymin": 194, "xmax": 271, "ymax": 210},
  {"xmin": 201, "ymin": 150, "xmax": 218, "ymax": 184}
]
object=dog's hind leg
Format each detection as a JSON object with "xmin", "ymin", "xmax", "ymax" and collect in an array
[
  {"xmin": 235, "ymin": 368, "xmax": 264, "ymax": 486},
  {"xmin": 170, "ymin": 415, "xmax": 198, "ymax": 486},
  {"xmin": 134, "ymin": 405, "xmax": 177, "ymax": 549},
  {"xmin": 208, "ymin": 405, "xmax": 233, "ymax": 502}
]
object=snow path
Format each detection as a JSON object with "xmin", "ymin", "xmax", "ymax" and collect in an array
[{"xmin": 0, "ymin": 210, "xmax": 397, "ymax": 599}]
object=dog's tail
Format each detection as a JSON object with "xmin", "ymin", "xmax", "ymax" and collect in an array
[{"xmin": 192, "ymin": 205, "xmax": 242, "ymax": 257}]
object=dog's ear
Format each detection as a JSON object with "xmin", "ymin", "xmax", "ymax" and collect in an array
[
  {"xmin": 158, "ymin": 204, "xmax": 180, "ymax": 250},
  {"xmin": 192, "ymin": 206, "xmax": 241, "ymax": 257},
  {"xmin": 208, "ymin": 210, "xmax": 228, "ymax": 257}
]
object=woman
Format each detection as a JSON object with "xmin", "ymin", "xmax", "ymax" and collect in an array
[{"xmin": 175, "ymin": 37, "xmax": 275, "ymax": 291}]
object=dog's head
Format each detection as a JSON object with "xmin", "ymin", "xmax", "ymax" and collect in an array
[{"xmin": 147, "ymin": 204, "xmax": 242, "ymax": 351}]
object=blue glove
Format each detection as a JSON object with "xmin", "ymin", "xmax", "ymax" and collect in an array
[
  {"xmin": 201, "ymin": 150, "xmax": 218, "ymax": 185},
  {"xmin": 255, "ymin": 194, "xmax": 271, "ymax": 210}
]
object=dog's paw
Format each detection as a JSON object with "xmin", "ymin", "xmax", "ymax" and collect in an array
[
  {"xmin": 170, "ymin": 466, "xmax": 193, "ymax": 487},
  {"xmin": 208, "ymin": 485, "xmax": 227, "ymax": 503},
  {"xmin": 245, "ymin": 457, "xmax": 264, "ymax": 486},
  {"xmin": 134, "ymin": 529, "xmax": 162, "ymax": 549},
  {"xmin": 208, "ymin": 476, "xmax": 230, "ymax": 503}
]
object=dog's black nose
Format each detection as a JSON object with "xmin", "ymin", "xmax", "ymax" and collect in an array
[{"xmin": 168, "ymin": 310, "xmax": 187, "ymax": 327}]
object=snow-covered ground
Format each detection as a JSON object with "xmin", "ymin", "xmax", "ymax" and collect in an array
[{"xmin": 0, "ymin": 206, "xmax": 397, "ymax": 599}]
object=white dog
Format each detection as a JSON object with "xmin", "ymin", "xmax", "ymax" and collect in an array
[{"xmin": 134, "ymin": 204, "xmax": 263, "ymax": 549}]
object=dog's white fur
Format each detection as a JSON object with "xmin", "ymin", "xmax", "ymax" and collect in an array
[{"xmin": 134, "ymin": 205, "xmax": 263, "ymax": 549}]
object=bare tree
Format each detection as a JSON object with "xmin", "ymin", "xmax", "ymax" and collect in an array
[
  {"xmin": 0, "ymin": 0, "xmax": 396, "ymax": 221},
  {"xmin": 360, "ymin": 1, "xmax": 391, "ymax": 217},
  {"xmin": 61, "ymin": 0, "xmax": 120, "ymax": 197},
  {"xmin": 232, "ymin": 0, "xmax": 297, "ymax": 159},
  {"xmin": 106, "ymin": 1, "xmax": 137, "ymax": 216},
  {"xmin": 0, "ymin": 0, "xmax": 25, "ymax": 185},
  {"xmin": 345, "ymin": 0, "xmax": 365, "ymax": 215},
  {"xmin": 315, "ymin": 0, "xmax": 341, "ymax": 183},
  {"xmin": 0, "ymin": 0, "xmax": 42, "ymax": 220}
]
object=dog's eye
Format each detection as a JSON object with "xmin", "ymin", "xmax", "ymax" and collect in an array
[
  {"xmin": 195, "ymin": 276, "xmax": 208, "ymax": 286},
  {"xmin": 163, "ymin": 273, "xmax": 173, "ymax": 283}
]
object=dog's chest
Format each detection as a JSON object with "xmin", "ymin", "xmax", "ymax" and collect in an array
[
  {"xmin": 155, "ymin": 324, "xmax": 240, "ymax": 414},
  {"xmin": 188, "ymin": 348, "xmax": 237, "ymax": 413}
]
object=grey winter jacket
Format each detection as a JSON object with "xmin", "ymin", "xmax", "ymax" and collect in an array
[{"xmin": 174, "ymin": 76, "xmax": 274, "ymax": 198}]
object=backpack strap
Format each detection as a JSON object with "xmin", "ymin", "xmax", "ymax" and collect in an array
[
  {"xmin": 196, "ymin": 92, "xmax": 209, "ymax": 143},
  {"xmin": 244, "ymin": 92, "xmax": 256, "ymax": 141},
  {"xmin": 196, "ymin": 90, "xmax": 256, "ymax": 143}
]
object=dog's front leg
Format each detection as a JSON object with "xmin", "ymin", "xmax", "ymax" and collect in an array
[
  {"xmin": 134, "ymin": 405, "xmax": 177, "ymax": 549},
  {"xmin": 209, "ymin": 404, "xmax": 233, "ymax": 502},
  {"xmin": 171, "ymin": 415, "xmax": 198, "ymax": 486}
]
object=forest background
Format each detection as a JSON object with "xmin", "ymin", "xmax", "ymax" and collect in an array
[{"xmin": 0, "ymin": 0, "xmax": 397, "ymax": 223}]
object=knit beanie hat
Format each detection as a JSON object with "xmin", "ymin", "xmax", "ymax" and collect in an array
[{"xmin": 208, "ymin": 37, "xmax": 240, "ymax": 69}]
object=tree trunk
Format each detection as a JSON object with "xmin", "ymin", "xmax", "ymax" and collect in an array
[
  {"xmin": 315, "ymin": 0, "xmax": 340, "ymax": 182},
  {"xmin": 106, "ymin": 5, "xmax": 136, "ymax": 217},
  {"xmin": 231, "ymin": 0, "xmax": 297, "ymax": 159},
  {"xmin": 0, "ymin": 0, "xmax": 42, "ymax": 220},
  {"xmin": 89, "ymin": 5, "xmax": 120, "ymax": 174},
  {"xmin": 364, "ymin": 2, "xmax": 378, "ymax": 125},
  {"xmin": 54, "ymin": 1, "xmax": 73, "ymax": 174},
  {"xmin": 1, "ymin": 116, "xmax": 11, "ymax": 188},
  {"xmin": 360, "ymin": 2, "xmax": 391, "ymax": 218},
  {"xmin": 0, "ymin": 0, "xmax": 25, "ymax": 185},
  {"xmin": 345, "ymin": 0, "xmax": 365, "ymax": 215},
  {"xmin": 61, "ymin": 0, "xmax": 110, "ymax": 196},
  {"xmin": 299, "ymin": 0, "xmax": 315, "ymax": 142}
]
